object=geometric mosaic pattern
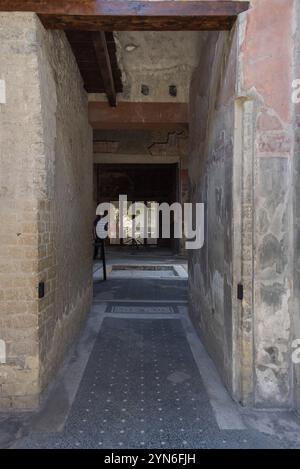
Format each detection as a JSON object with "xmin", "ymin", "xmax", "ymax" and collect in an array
[
  {"xmin": 107, "ymin": 304, "xmax": 177, "ymax": 314},
  {"xmin": 16, "ymin": 317, "xmax": 286, "ymax": 449}
]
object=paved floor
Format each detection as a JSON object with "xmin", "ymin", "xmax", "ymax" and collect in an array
[
  {"xmin": 2, "ymin": 254, "xmax": 300, "ymax": 449},
  {"xmin": 94, "ymin": 278, "xmax": 188, "ymax": 302},
  {"xmin": 12, "ymin": 314, "xmax": 287, "ymax": 449}
]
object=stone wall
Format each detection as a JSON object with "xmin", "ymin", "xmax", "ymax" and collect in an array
[
  {"xmin": 293, "ymin": 0, "xmax": 300, "ymax": 413},
  {"xmin": 0, "ymin": 13, "xmax": 43, "ymax": 410},
  {"xmin": 0, "ymin": 13, "xmax": 93, "ymax": 409},
  {"xmin": 189, "ymin": 0, "xmax": 296, "ymax": 409},
  {"xmin": 36, "ymin": 26, "xmax": 93, "ymax": 394},
  {"xmin": 239, "ymin": 0, "xmax": 294, "ymax": 408},
  {"xmin": 188, "ymin": 29, "xmax": 237, "ymax": 394}
]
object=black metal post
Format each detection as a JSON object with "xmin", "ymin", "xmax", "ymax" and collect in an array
[{"xmin": 101, "ymin": 240, "xmax": 107, "ymax": 281}]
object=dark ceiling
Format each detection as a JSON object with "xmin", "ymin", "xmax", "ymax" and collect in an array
[{"xmin": 66, "ymin": 31, "xmax": 123, "ymax": 94}]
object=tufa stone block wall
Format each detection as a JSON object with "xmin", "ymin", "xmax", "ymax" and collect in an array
[
  {"xmin": 36, "ymin": 25, "xmax": 93, "ymax": 395},
  {"xmin": 0, "ymin": 13, "xmax": 43, "ymax": 410},
  {"xmin": 0, "ymin": 13, "xmax": 93, "ymax": 409}
]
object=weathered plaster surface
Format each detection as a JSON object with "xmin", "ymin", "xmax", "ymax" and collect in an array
[
  {"xmin": 89, "ymin": 32, "xmax": 203, "ymax": 103},
  {"xmin": 239, "ymin": 0, "xmax": 294, "ymax": 408},
  {"xmin": 293, "ymin": 0, "xmax": 300, "ymax": 413},
  {"xmin": 189, "ymin": 0, "xmax": 297, "ymax": 409},
  {"xmin": 188, "ymin": 29, "xmax": 237, "ymax": 394}
]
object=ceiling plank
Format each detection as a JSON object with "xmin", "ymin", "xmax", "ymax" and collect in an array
[
  {"xmin": 92, "ymin": 32, "xmax": 117, "ymax": 106},
  {"xmin": 89, "ymin": 102, "xmax": 189, "ymax": 129},
  {"xmin": 66, "ymin": 31, "xmax": 123, "ymax": 94},
  {"xmin": 0, "ymin": 1, "xmax": 250, "ymax": 31}
]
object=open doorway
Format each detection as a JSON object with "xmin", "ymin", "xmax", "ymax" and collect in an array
[
  {"xmin": 92, "ymin": 161, "xmax": 188, "ymax": 284},
  {"xmin": 94, "ymin": 163, "xmax": 180, "ymax": 249}
]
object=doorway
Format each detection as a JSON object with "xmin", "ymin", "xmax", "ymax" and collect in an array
[{"xmin": 94, "ymin": 163, "xmax": 180, "ymax": 251}]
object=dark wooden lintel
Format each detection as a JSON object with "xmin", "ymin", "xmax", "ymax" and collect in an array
[
  {"xmin": 0, "ymin": 1, "xmax": 250, "ymax": 31},
  {"xmin": 89, "ymin": 102, "xmax": 189, "ymax": 129}
]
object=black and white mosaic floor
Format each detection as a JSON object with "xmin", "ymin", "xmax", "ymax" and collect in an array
[{"xmin": 10, "ymin": 278, "xmax": 296, "ymax": 449}]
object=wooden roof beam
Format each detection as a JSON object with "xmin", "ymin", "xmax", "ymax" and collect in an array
[
  {"xmin": 92, "ymin": 32, "xmax": 117, "ymax": 106},
  {"xmin": 88, "ymin": 102, "xmax": 189, "ymax": 130},
  {"xmin": 0, "ymin": 1, "xmax": 250, "ymax": 31}
]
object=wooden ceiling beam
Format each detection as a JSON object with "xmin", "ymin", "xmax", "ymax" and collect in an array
[
  {"xmin": 89, "ymin": 102, "xmax": 189, "ymax": 129},
  {"xmin": 0, "ymin": 1, "xmax": 250, "ymax": 31},
  {"xmin": 92, "ymin": 32, "xmax": 116, "ymax": 106}
]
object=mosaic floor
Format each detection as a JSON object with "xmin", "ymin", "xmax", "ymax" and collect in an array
[{"xmin": 15, "ymin": 294, "xmax": 289, "ymax": 449}]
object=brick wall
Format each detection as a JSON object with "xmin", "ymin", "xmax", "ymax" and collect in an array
[
  {"xmin": 0, "ymin": 13, "xmax": 93, "ymax": 409},
  {"xmin": 36, "ymin": 27, "xmax": 93, "ymax": 395},
  {"xmin": 0, "ymin": 13, "xmax": 42, "ymax": 409}
]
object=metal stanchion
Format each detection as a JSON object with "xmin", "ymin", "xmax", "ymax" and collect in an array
[
  {"xmin": 95, "ymin": 216, "xmax": 108, "ymax": 281},
  {"xmin": 101, "ymin": 240, "xmax": 107, "ymax": 281}
]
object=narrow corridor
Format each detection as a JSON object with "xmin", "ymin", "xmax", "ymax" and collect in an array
[{"xmin": 4, "ymin": 255, "xmax": 292, "ymax": 449}]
